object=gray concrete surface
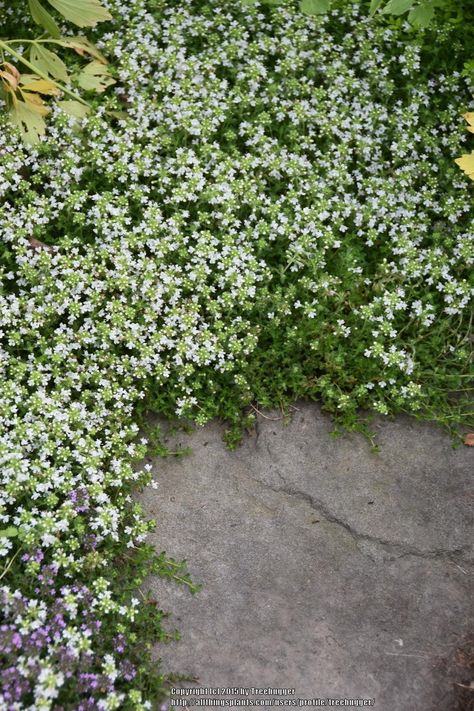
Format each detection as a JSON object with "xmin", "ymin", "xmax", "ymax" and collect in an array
[{"xmin": 136, "ymin": 402, "xmax": 473, "ymax": 711}]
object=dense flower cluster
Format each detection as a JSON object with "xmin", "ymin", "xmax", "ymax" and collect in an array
[
  {"xmin": 0, "ymin": 0, "xmax": 473, "ymax": 707},
  {"xmin": 1, "ymin": 579, "xmax": 138, "ymax": 709}
]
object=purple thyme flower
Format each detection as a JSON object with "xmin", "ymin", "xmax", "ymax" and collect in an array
[{"xmin": 68, "ymin": 487, "xmax": 90, "ymax": 513}]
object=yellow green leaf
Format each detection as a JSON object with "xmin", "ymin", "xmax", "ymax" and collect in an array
[
  {"xmin": 20, "ymin": 77, "xmax": 61, "ymax": 95},
  {"xmin": 57, "ymin": 99, "xmax": 90, "ymax": 118},
  {"xmin": 455, "ymin": 152, "xmax": 474, "ymax": 181},
  {"xmin": 408, "ymin": 3, "xmax": 434, "ymax": 27},
  {"xmin": 30, "ymin": 43, "xmax": 68, "ymax": 83},
  {"xmin": 46, "ymin": 0, "xmax": 112, "ymax": 27},
  {"xmin": 22, "ymin": 93, "xmax": 50, "ymax": 116},
  {"xmin": 0, "ymin": 527, "xmax": 18, "ymax": 538},
  {"xmin": 56, "ymin": 36, "xmax": 107, "ymax": 63},
  {"xmin": 462, "ymin": 112, "xmax": 474, "ymax": 134},
  {"xmin": 382, "ymin": 0, "xmax": 415, "ymax": 15},
  {"xmin": 300, "ymin": 0, "xmax": 330, "ymax": 14},
  {"xmin": 108, "ymin": 110, "xmax": 128, "ymax": 120},
  {"xmin": 76, "ymin": 60, "xmax": 115, "ymax": 93},
  {"xmin": 369, "ymin": 0, "xmax": 384, "ymax": 15},
  {"xmin": 28, "ymin": 0, "xmax": 61, "ymax": 37},
  {"xmin": 9, "ymin": 100, "xmax": 48, "ymax": 144}
]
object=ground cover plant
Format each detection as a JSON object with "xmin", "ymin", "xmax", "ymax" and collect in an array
[{"xmin": 0, "ymin": 0, "xmax": 473, "ymax": 707}]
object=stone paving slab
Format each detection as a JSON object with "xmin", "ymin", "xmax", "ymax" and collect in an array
[{"xmin": 137, "ymin": 402, "xmax": 473, "ymax": 711}]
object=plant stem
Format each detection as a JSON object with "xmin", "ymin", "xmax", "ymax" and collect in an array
[
  {"xmin": 0, "ymin": 546, "xmax": 21, "ymax": 582},
  {"xmin": 0, "ymin": 40, "xmax": 89, "ymax": 106},
  {"xmin": 171, "ymin": 574, "xmax": 197, "ymax": 590}
]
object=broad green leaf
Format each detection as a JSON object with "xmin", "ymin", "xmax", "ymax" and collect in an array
[
  {"xmin": 408, "ymin": 2, "xmax": 434, "ymax": 26},
  {"xmin": 76, "ymin": 60, "xmax": 115, "ymax": 92},
  {"xmin": 0, "ymin": 526, "xmax": 19, "ymax": 538},
  {"xmin": 10, "ymin": 98, "xmax": 48, "ymax": 144},
  {"xmin": 57, "ymin": 99, "xmax": 90, "ymax": 118},
  {"xmin": 300, "ymin": 0, "xmax": 330, "ymax": 15},
  {"xmin": 46, "ymin": 0, "xmax": 112, "ymax": 27},
  {"xmin": 28, "ymin": 0, "xmax": 61, "ymax": 38},
  {"xmin": 369, "ymin": 0, "xmax": 384, "ymax": 15},
  {"xmin": 56, "ymin": 36, "xmax": 107, "ymax": 63},
  {"xmin": 30, "ymin": 44, "xmax": 68, "ymax": 82},
  {"xmin": 382, "ymin": 0, "xmax": 415, "ymax": 15},
  {"xmin": 241, "ymin": 0, "xmax": 258, "ymax": 4},
  {"xmin": 455, "ymin": 152, "xmax": 474, "ymax": 181}
]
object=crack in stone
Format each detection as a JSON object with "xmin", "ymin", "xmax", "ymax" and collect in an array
[
  {"xmin": 254, "ymin": 479, "xmax": 472, "ymax": 563},
  {"xmin": 251, "ymin": 421, "xmax": 286, "ymax": 486}
]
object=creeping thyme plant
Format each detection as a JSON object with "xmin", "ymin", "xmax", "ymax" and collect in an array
[{"xmin": 0, "ymin": 0, "xmax": 473, "ymax": 707}]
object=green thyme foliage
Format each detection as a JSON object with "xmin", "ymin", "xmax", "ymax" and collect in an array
[{"xmin": 0, "ymin": 0, "xmax": 473, "ymax": 707}]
